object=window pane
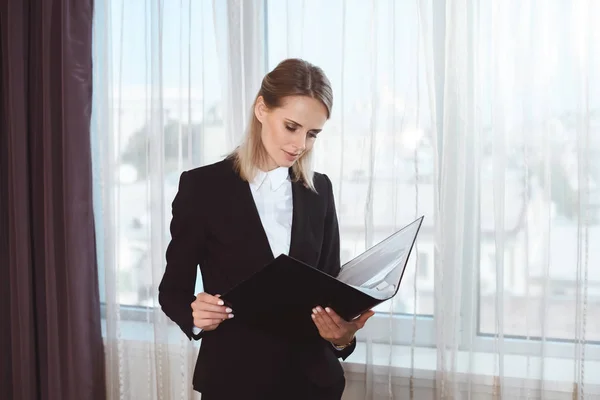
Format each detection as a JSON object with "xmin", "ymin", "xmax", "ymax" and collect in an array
[{"xmin": 477, "ymin": 1, "xmax": 600, "ymax": 342}]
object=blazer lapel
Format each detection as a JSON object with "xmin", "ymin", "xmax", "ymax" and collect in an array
[
  {"xmin": 229, "ymin": 167, "xmax": 275, "ymax": 269},
  {"xmin": 227, "ymin": 162, "xmax": 318, "ymax": 276},
  {"xmin": 289, "ymin": 178, "xmax": 318, "ymax": 265}
]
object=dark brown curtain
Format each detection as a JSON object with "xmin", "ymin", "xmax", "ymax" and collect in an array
[{"xmin": 0, "ymin": 1, "xmax": 105, "ymax": 399}]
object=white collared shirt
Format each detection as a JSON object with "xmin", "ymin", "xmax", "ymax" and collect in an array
[{"xmin": 248, "ymin": 166, "xmax": 293, "ymax": 258}]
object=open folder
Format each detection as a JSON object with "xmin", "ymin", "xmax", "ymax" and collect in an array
[{"xmin": 220, "ymin": 216, "xmax": 424, "ymax": 338}]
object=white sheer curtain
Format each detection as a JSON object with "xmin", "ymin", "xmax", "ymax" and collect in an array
[
  {"xmin": 92, "ymin": 0, "xmax": 233, "ymax": 398},
  {"xmin": 92, "ymin": 0, "xmax": 600, "ymax": 399},
  {"xmin": 430, "ymin": 1, "xmax": 599, "ymax": 398},
  {"xmin": 213, "ymin": 0, "xmax": 266, "ymax": 147}
]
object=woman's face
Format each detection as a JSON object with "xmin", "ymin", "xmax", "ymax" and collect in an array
[{"xmin": 255, "ymin": 95, "xmax": 328, "ymax": 170}]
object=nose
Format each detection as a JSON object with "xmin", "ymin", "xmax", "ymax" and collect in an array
[{"xmin": 292, "ymin": 133, "xmax": 306, "ymax": 154}]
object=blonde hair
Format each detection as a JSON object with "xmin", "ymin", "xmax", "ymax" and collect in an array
[{"xmin": 229, "ymin": 58, "xmax": 333, "ymax": 192}]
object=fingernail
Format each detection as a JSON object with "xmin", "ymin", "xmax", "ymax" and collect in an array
[
  {"xmin": 316, "ymin": 307, "xmax": 322, "ymax": 312},
  {"xmin": 311, "ymin": 314, "xmax": 316, "ymax": 319},
  {"xmin": 325, "ymin": 307, "xmax": 331, "ymax": 313},
  {"xmin": 312, "ymin": 308, "xmax": 317, "ymax": 314},
  {"xmin": 225, "ymin": 307, "xmax": 232, "ymax": 313},
  {"xmin": 228, "ymin": 314, "xmax": 234, "ymax": 319},
  {"xmin": 218, "ymin": 300, "xmax": 224, "ymax": 306}
]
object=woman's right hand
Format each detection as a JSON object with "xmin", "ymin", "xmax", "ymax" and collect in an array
[{"xmin": 190, "ymin": 293, "xmax": 234, "ymax": 331}]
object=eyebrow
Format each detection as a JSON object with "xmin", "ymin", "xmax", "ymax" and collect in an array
[{"xmin": 285, "ymin": 118, "xmax": 322, "ymax": 133}]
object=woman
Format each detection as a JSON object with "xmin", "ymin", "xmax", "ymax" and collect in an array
[{"xmin": 158, "ymin": 58, "xmax": 374, "ymax": 400}]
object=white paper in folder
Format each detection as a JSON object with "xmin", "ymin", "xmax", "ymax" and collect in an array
[{"xmin": 336, "ymin": 216, "xmax": 423, "ymax": 300}]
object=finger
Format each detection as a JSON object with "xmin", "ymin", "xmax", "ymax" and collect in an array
[
  {"xmin": 358, "ymin": 310, "xmax": 375, "ymax": 322},
  {"xmin": 193, "ymin": 301, "xmax": 233, "ymax": 314},
  {"xmin": 317, "ymin": 307, "xmax": 342, "ymax": 330},
  {"xmin": 311, "ymin": 313, "xmax": 329, "ymax": 338},
  {"xmin": 353, "ymin": 310, "xmax": 375, "ymax": 328},
  {"xmin": 197, "ymin": 292, "xmax": 225, "ymax": 305},
  {"xmin": 324, "ymin": 307, "xmax": 346, "ymax": 326},
  {"xmin": 192, "ymin": 310, "xmax": 233, "ymax": 320},
  {"xmin": 313, "ymin": 306, "xmax": 340, "ymax": 333},
  {"xmin": 311, "ymin": 308, "xmax": 327, "ymax": 332},
  {"xmin": 192, "ymin": 293, "xmax": 232, "ymax": 310},
  {"xmin": 311, "ymin": 312, "xmax": 322, "ymax": 329}
]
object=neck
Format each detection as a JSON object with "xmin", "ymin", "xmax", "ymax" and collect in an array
[{"xmin": 260, "ymin": 156, "xmax": 280, "ymax": 172}]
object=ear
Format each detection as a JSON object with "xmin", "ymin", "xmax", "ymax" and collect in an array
[{"xmin": 254, "ymin": 96, "xmax": 268, "ymax": 123}]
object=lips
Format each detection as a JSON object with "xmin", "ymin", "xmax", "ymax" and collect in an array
[{"xmin": 283, "ymin": 150, "xmax": 300, "ymax": 159}]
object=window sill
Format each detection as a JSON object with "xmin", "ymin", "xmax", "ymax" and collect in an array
[{"xmin": 342, "ymin": 342, "xmax": 600, "ymax": 395}]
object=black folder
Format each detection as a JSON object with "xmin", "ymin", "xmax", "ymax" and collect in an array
[{"xmin": 220, "ymin": 216, "xmax": 424, "ymax": 338}]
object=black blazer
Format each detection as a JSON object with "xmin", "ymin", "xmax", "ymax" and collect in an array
[{"xmin": 158, "ymin": 157, "xmax": 355, "ymax": 395}]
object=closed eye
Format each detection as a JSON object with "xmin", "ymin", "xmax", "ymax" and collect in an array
[{"xmin": 284, "ymin": 119, "xmax": 321, "ymax": 137}]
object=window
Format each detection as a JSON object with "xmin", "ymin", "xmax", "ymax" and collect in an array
[
  {"xmin": 469, "ymin": 1, "xmax": 600, "ymax": 357},
  {"xmin": 93, "ymin": 0, "xmax": 600, "ymax": 361},
  {"xmin": 477, "ymin": 132, "xmax": 600, "ymax": 343},
  {"xmin": 417, "ymin": 251, "xmax": 431, "ymax": 280}
]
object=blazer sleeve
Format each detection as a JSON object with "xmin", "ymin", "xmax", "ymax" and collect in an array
[
  {"xmin": 317, "ymin": 174, "xmax": 357, "ymax": 360},
  {"xmin": 158, "ymin": 171, "xmax": 205, "ymax": 341}
]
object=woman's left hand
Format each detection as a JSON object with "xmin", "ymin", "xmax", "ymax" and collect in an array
[{"xmin": 311, "ymin": 306, "xmax": 375, "ymax": 346}]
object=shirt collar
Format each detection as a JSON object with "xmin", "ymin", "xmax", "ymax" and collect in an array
[{"xmin": 250, "ymin": 166, "xmax": 290, "ymax": 192}]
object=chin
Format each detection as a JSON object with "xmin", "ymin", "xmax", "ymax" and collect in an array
[
  {"xmin": 277, "ymin": 152, "xmax": 299, "ymax": 168},
  {"xmin": 278, "ymin": 159, "xmax": 296, "ymax": 168}
]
